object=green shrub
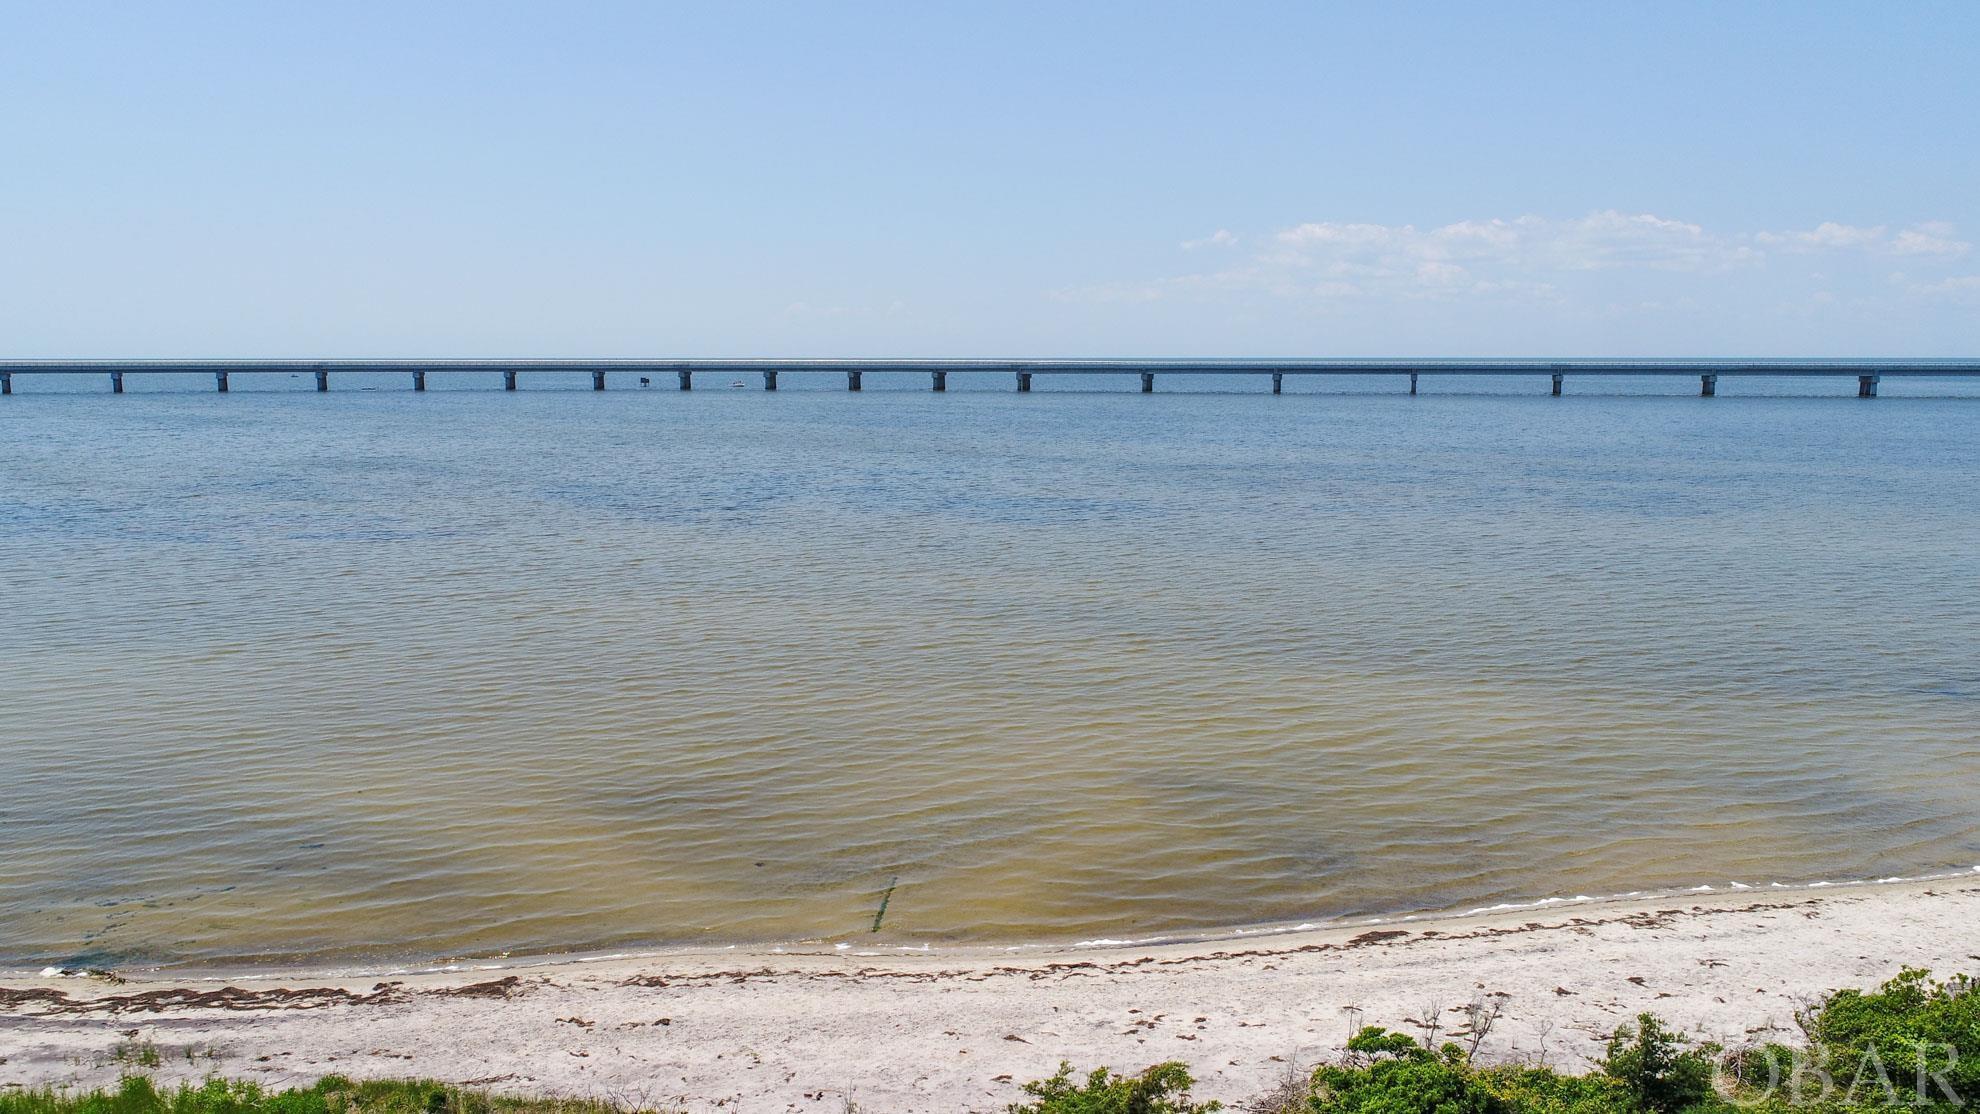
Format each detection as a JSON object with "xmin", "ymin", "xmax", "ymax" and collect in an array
[
  {"xmin": 1597, "ymin": 1014, "xmax": 1717, "ymax": 1114},
  {"xmin": 1799, "ymin": 967, "xmax": 1979, "ymax": 1107},
  {"xmin": 1307, "ymin": 1027, "xmax": 1498, "ymax": 1114},
  {"xmin": 1473, "ymin": 1067, "xmax": 1633, "ymax": 1114},
  {"xmin": 1305, "ymin": 1019, "xmax": 1731, "ymax": 1114},
  {"xmin": 1010, "ymin": 1061, "xmax": 1221, "ymax": 1113}
]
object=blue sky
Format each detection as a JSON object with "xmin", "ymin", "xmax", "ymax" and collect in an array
[{"xmin": 3, "ymin": 1, "xmax": 1977, "ymax": 356}]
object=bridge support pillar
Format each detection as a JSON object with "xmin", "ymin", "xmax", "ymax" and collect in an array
[
  {"xmin": 1550, "ymin": 373, "xmax": 1564, "ymax": 396},
  {"xmin": 1016, "ymin": 372, "xmax": 1031, "ymax": 392},
  {"xmin": 678, "ymin": 370, "xmax": 692, "ymax": 391},
  {"xmin": 592, "ymin": 370, "xmax": 606, "ymax": 391},
  {"xmin": 931, "ymin": 370, "xmax": 946, "ymax": 392},
  {"xmin": 1271, "ymin": 372, "xmax": 1283, "ymax": 394},
  {"xmin": 847, "ymin": 370, "xmax": 862, "ymax": 391},
  {"xmin": 111, "ymin": 371, "xmax": 124, "ymax": 394},
  {"xmin": 1140, "ymin": 372, "xmax": 1154, "ymax": 393},
  {"xmin": 315, "ymin": 370, "xmax": 329, "ymax": 392},
  {"xmin": 1858, "ymin": 374, "xmax": 1879, "ymax": 398},
  {"xmin": 215, "ymin": 371, "xmax": 229, "ymax": 393},
  {"xmin": 1701, "ymin": 374, "xmax": 1717, "ymax": 397},
  {"xmin": 763, "ymin": 370, "xmax": 777, "ymax": 391},
  {"xmin": 503, "ymin": 371, "xmax": 517, "ymax": 391},
  {"xmin": 1409, "ymin": 373, "xmax": 1418, "ymax": 395},
  {"xmin": 413, "ymin": 371, "xmax": 426, "ymax": 392},
  {"xmin": 1, "ymin": 372, "xmax": 11, "ymax": 395}
]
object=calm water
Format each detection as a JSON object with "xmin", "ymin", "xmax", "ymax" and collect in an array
[{"xmin": 4, "ymin": 372, "xmax": 1979, "ymax": 971}]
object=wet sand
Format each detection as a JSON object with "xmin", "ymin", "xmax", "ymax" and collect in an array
[{"xmin": 3, "ymin": 877, "xmax": 1977, "ymax": 1111}]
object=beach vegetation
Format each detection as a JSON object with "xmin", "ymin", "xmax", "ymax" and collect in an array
[
  {"xmin": 1467, "ymin": 1067, "xmax": 1631, "ymax": 1114},
  {"xmin": 1239, "ymin": 1060, "xmax": 1315, "ymax": 1114},
  {"xmin": 12, "ymin": 969, "xmax": 1976, "ymax": 1114},
  {"xmin": 0, "ymin": 1077, "xmax": 666, "ymax": 1114},
  {"xmin": 109, "ymin": 1042, "xmax": 164, "ymax": 1071},
  {"xmin": 1297, "ymin": 1016, "xmax": 1709, "ymax": 1114},
  {"xmin": 1801, "ymin": 966, "xmax": 1978, "ymax": 1101},
  {"xmin": 1308, "ymin": 1027, "xmax": 1496, "ymax": 1114},
  {"xmin": 1596, "ymin": 1014, "xmax": 1716, "ymax": 1114},
  {"xmin": 1298, "ymin": 967, "xmax": 1978, "ymax": 1114},
  {"xmin": 1007, "ymin": 1061, "xmax": 1221, "ymax": 1113},
  {"xmin": 1723, "ymin": 966, "xmax": 1979, "ymax": 1111}
]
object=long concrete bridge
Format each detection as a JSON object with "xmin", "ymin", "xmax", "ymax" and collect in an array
[{"xmin": 4, "ymin": 359, "xmax": 1979, "ymax": 397}]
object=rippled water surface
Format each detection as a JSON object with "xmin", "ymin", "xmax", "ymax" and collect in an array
[{"xmin": 4, "ymin": 373, "xmax": 1979, "ymax": 970}]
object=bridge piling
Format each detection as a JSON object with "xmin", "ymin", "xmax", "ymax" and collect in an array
[
  {"xmin": 932, "ymin": 370, "xmax": 946, "ymax": 392},
  {"xmin": 413, "ymin": 371, "xmax": 426, "ymax": 392},
  {"xmin": 763, "ymin": 370, "xmax": 777, "ymax": 391},
  {"xmin": 592, "ymin": 371, "xmax": 606, "ymax": 391},
  {"xmin": 1272, "ymin": 372, "xmax": 1283, "ymax": 394},
  {"xmin": 1140, "ymin": 372, "xmax": 1154, "ymax": 393},
  {"xmin": 848, "ymin": 370, "xmax": 862, "ymax": 392},
  {"xmin": 678, "ymin": 370, "xmax": 692, "ymax": 391},
  {"xmin": 215, "ymin": 371, "xmax": 228, "ymax": 393},
  {"xmin": 1551, "ymin": 373, "xmax": 1564, "ymax": 396},
  {"xmin": 1409, "ymin": 373, "xmax": 1418, "ymax": 395},
  {"xmin": 0, "ymin": 372, "xmax": 9, "ymax": 395},
  {"xmin": 315, "ymin": 370, "xmax": 328, "ymax": 392},
  {"xmin": 503, "ymin": 371, "xmax": 516, "ymax": 391},
  {"xmin": 1701, "ymin": 374, "xmax": 1717, "ymax": 397},
  {"xmin": 1016, "ymin": 372, "xmax": 1032, "ymax": 392},
  {"xmin": 1859, "ymin": 374, "xmax": 1880, "ymax": 398},
  {"xmin": 111, "ymin": 371, "xmax": 124, "ymax": 394}
]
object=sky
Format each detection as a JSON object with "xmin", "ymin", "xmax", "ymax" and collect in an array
[{"xmin": 3, "ymin": 1, "xmax": 1977, "ymax": 357}]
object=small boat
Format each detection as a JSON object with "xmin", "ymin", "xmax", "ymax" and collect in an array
[{"xmin": 729, "ymin": 378, "xmax": 747, "ymax": 389}]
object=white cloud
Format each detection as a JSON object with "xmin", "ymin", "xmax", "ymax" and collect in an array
[
  {"xmin": 1756, "ymin": 222, "xmax": 1887, "ymax": 250},
  {"xmin": 1415, "ymin": 261, "xmax": 1470, "ymax": 286},
  {"xmin": 1901, "ymin": 274, "xmax": 1980, "ymax": 301},
  {"xmin": 1264, "ymin": 212, "xmax": 1756, "ymax": 281},
  {"xmin": 1757, "ymin": 220, "xmax": 1969, "ymax": 257},
  {"xmin": 1277, "ymin": 221, "xmax": 1402, "ymax": 250},
  {"xmin": 1053, "ymin": 212, "xmax": 1971, "ymax": 312},
  {"xmin": 1891, "ymin": 222, "xmax": 1971, "ymax": 257}
]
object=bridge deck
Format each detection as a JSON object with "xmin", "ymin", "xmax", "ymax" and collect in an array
[
  {"xmin": 3, "ymin": 359, "xmax": 1977, "ymax": 398},
  {"xmin": 4, "ymin": 359, "xmax": 1980, "ymax": 376}
]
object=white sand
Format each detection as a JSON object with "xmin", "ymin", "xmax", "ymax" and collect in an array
[{"xmin": 4, "ymin": 878, "xmax": 1978, "ymax": 1112}]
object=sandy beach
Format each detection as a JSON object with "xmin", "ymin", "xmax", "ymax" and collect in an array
[{"xmin": 4, "ymin": 877, "xmax": 1977, "ymax": 1111}]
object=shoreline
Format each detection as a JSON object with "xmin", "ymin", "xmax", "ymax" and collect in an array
[
  {"xmin": 15, "ymin": 867, "xmax": 1979, "ymax": 984},
  {"xmin": 6, "ymin": 877, "xmax": 1979, "ymax": 1111}
]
